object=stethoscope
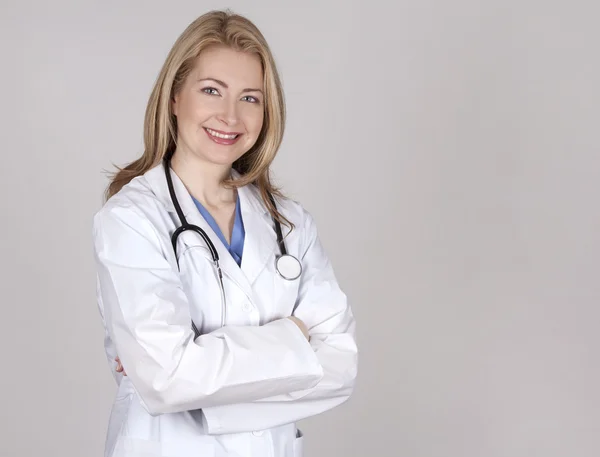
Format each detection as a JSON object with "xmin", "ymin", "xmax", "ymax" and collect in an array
[{"xmin": 163, "ymin": 157, "xmax": 302, "ymax": 335}]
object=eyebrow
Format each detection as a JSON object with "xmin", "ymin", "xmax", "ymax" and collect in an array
[{"xmin": 197, "ymin": 77, "xmax": 263, "ymax": 93}]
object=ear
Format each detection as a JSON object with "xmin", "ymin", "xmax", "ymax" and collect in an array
[{"xmin": 171, "ymin": 94, "xmax": 179, "ymax": 117}]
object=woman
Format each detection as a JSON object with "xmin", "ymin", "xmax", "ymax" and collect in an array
[{"xmin": 93, "ymin": 10, "xmax": 358, "ymax": 457}]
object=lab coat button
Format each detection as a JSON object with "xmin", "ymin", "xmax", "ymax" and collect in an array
[
  {"xmin": 252, "ymin": 430, "xmax": 264, "ymax": 436},
  {"xmin": 242, "ymin": 303, "xmax": 252, "ymax": 312}
]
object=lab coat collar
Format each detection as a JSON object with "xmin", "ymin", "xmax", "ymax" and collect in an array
[{"xmin": 143, "ymin": 162, "xmax": 278, "ymax": 292}]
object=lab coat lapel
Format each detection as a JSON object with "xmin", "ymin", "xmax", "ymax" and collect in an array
[
  {"xmin": 145, "ymin": 163, "xmax": 254, "ymax": 301},
  {"xmin": 237, "ymin": 183, "xmax": 278, "ymax": 286}
]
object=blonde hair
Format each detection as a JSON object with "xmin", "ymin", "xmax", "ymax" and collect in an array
[{"xmin": 105, "ymin": 10, "xmax": 291, "ymax": 228}]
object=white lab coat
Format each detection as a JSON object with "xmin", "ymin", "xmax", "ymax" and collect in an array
[{"xmin": 92, "ymin": 162, "xmax": 358, "ymax": 457}]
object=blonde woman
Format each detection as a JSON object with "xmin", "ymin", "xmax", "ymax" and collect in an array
[{"xmin": 93, "ymin": 10, "xmax": 357, "ymax": 457}]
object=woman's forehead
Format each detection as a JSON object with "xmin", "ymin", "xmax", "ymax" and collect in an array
[{"xmin": 191, "ymin": 46, "xmax": 263, "ymax": 87}]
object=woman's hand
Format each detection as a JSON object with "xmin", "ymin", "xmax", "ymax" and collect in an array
[
  {"xmin": 287, "ymin": 316, "xmax": 310, "ymax": 341},
  {"xmin": 115, "ymin": 357, "xmax": 127, "ymax": 376}
]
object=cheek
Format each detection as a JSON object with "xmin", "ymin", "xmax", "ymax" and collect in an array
[
  {"xmin": 178, "ymin": 98, "xmax": 208, "ymax": 126},
  {"xmin": 246, "ymin": 110, "xmax": 265, "ymax": 135}
]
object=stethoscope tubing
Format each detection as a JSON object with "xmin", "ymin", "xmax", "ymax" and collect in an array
[{"xmin": 163, "ymin": 157, "xmax": 300, "ymax": 335}]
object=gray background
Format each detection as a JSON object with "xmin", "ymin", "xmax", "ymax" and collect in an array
[{"xmin": 1, "ymin": 0, "xmax": 599, "ymax": 456}]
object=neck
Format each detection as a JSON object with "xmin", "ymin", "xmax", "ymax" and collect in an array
[{"xmin": 170, "ymin": 150, "xmax": 235, "ymax": 208}]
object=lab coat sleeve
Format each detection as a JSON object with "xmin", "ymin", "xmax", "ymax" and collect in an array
[
  {"xmin": 93, "ymin": 203, "xmax": 324, "ymax": 416},
  {"xmin": 201, "ymin": 208, "xmax": 358, "ymax": 434},
  {"xmin": 96, "ymin": 283, "xmax": 124, "ymax": 384}
]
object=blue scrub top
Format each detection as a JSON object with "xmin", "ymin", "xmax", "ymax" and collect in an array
[{"xmin": 191, "ymin": 194, "xmax": 245, "ymax": 266}]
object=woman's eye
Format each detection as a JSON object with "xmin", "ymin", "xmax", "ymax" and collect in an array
[
  {"xmin": 202, "ymin": 87, "xmax": 220, "ymax": 96},
  {"xmin": 242, "ymin": 95, "xmax": 259, "ymax": 103}
]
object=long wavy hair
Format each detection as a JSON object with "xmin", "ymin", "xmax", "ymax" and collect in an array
[{"xmin": 105, "ymin": 10, "xmax": 291, "ymax": 228}]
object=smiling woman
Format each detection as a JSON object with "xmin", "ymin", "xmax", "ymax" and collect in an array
[
  {"xmin": 93, "ymin": 9, "xmax": 357, "ymax": 457},
  {"xmin": 104, "ymin": 10, "xmax": 288, "ymax": 227}
]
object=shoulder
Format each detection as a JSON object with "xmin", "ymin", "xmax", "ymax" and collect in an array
[
  {"xmin": 270, "ymin": 193, "xmax": 319, "ymax": 243},
  {"xmin": 93, "ymin": 174, "xmax": 164, "ymax": 241}
]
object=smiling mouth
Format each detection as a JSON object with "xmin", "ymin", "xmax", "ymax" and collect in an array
[{"xmin": 204, "ymin": 127, "xmax": 241, "ymax": 140}]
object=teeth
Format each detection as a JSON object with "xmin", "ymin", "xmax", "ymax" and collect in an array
[{"xmin": 206, "ymin": 128, "xmax": 238, "ymax": 140}]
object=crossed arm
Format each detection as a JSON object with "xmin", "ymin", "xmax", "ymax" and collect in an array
[{"xmin": 95, "ymin": 204, "xmax": 357, "ymax": 434}]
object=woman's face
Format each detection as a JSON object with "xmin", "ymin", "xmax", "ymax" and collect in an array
[{"xmin": 172, "ymin": 45, "xmax": 265, "ymax": 167}]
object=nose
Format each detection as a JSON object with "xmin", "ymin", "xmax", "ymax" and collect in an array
[{"xmin": 217, "ymin": 99, "xmax": 239, "ymax": 126}]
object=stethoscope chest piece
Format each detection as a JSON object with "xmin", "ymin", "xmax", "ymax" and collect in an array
[{"xmin": 275, "ymin": 254, "xmax": 302, "ymax": 281}]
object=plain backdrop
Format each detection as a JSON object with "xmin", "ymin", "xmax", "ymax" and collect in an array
[{"xmin": 1, "ymin": 1, "xmax": 599, "ymax": 456}]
